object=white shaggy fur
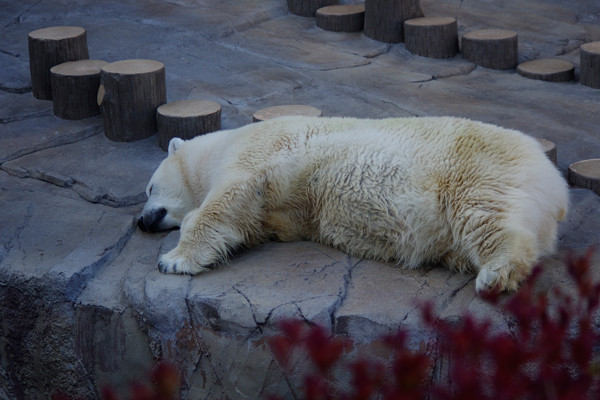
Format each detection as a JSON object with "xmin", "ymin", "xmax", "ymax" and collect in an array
[{"xmin": 138, "ymin": 116, "xmax": 569, "ymax": 292}]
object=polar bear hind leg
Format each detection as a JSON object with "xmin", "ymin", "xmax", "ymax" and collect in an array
[
  {"xmin": 446, "ymin": 195, "xmax": 543, "ymax": 293},
  {"xmin": 473, "ymin": 166, "xmax": 567, "ymax": 292},
  {"xmin": 478, "ymin": 182, "xmax": 568, "ymax": 293}
]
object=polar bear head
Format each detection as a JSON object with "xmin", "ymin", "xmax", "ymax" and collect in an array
[{"xmin": 137, "ymin": 138, "xmax": 194, "ymax": 232}]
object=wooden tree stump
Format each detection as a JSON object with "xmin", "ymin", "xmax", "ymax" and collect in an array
[
  {"xmin": 316, "ymin": 4, "xmax": 365, "ymax": 32},
  {"xmin": 517, "ymin": 59, "xmax": 574, "ymax": 82},
  {"xmin": 50, "ymin": 59, "xmax": 107, "ymax": 120},
  {"xmin": 157, "ymin": 100, "xmax": 222, "ymax": 151},
  {"xmin": 580, "ymin": 42, "xmax": 600, "ymax": 89},
  {"xmin": 462, "ymin": 29, "xmax": 518, "ymax": 70},
  {"xmin": 253, "ymin": 105, "xmax": 322, "ymax": 122},
  {"xmin": 569, "ymin": 159, "xmax": 600, "ymax": 196},
  {"xmin": 535, "ymin": 138, "xmax": 557, "ymax": 165},
  {"xmin": 98, "ymin": 59, "xmax": 166, "ymax": 142},
  {"xmin": 364, "ymin": 0, "xmax": 424, "ymax": 43},
  {"xmin": 28, "ymin": 26, "xmax": 89, "ymax": 100},
  {"xmin": 286, "ymin": 0, "xmax": 338, "ymax": 17},
  {"xmin": 404, "ymin": 17, "xmax": 458, "ymax": 59}
]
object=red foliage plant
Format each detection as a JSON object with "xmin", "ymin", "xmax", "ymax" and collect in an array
[
  {"xmin": 52, "ymin": 361, "xmax": 180, "ymax": 400},
  {"xmin": 268, "ymin": 249, "xmax": 600, "ymax": 400}
]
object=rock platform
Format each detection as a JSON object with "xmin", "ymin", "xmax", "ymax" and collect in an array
[{"xmin": 1, "ymin": 0, "xmax": 600, "ymax": 399}]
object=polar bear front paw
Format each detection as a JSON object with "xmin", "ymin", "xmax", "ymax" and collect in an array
[{"xmin": 158, "ymin": 248, "xmax": 213, "ymax": 275}]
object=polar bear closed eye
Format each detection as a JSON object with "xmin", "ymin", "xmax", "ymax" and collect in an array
[{"xmin": 138, "ymin": 116, "xmax": 569, "ymax": 293}]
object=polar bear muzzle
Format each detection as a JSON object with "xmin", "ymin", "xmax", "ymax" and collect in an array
[{"xmin": 137, "ymin": 208, "xmax": 169, "ymax": 233}]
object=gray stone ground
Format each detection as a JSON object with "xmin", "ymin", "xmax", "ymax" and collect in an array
[{"xmin": 1, "ymin": 0, "xmax": 600, "ymax": 399}]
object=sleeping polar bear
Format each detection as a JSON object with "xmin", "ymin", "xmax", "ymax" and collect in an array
[{"xmin": 137, "ymin": 116, "xmax": 568, "ymax": 292}]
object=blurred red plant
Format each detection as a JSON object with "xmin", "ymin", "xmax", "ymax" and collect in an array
[
  {"xmin": 53, "ymin": 361, "xmax": 180, "ymax": 400},
  {"xmin": 269, "ymin": 249, "xmax": 600, "ymax": 400}
]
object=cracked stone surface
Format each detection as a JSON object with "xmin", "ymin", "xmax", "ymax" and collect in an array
[{"xmin": 1, "ymin": 0, "xmax": 600, "ymax": 399}]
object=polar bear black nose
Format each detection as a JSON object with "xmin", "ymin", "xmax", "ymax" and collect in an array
[{"xmin": 137, "ymin": 208, "xmax": 167, "ymax": 232}]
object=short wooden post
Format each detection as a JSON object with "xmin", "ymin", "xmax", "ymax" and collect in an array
[
  {"xmin": 580, "ymin": 42, "xmax": 600, "ymax": 89},
  {"xmin": 286, "ymin": 0, "xmax": 338, "ymax": 17},
  {"xmin": 364, "ymin": 0, "xmax": 424, "ymax": 43},
  {"xmin": 404, "ymin": 17, "xmax": 458, "ymax": 58},
  {"xmin": 252, "ymin": 105, "xmax": 322, "ymax": 122},
  {"xmin": 462, "ymin": 29, "xmax": 518, "ymax": 70},
  {"xmin": 535, "ymin": 138, "xmax": 557, "ymax": 165},
  {"xmin": 569, "ymin": 159, "xmax": 600, "ymax": 196},
  {"xmin": 98, "ymin": 59, "xmax": 166, "ymax": 142},
  {"xmin": 157, "ymin": 100, "xmax": 222, "ymax": 151},
  {"xmin": 316, "ymin": 4, "xmax": 365, "ymax": 32},
  {"xmin": 28, "ymin": 26, "xmax": 89, "ymax": 100},
  {"xmin": 50, "ymin": 59, "xmax": 107, "ymax": 120},
  {"xmin": 517, "ymin": 59, "xmax": 574, "ymax": 82}
]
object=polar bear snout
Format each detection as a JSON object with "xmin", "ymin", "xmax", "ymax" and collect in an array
[{"xmin": 137, "ymin": 208, "xmax": 168, "ymax": 232}]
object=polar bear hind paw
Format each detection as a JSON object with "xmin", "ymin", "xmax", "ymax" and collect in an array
[
  {"xmin": 475, "ymin": 262, "xmax": 530, "ymax": 293},
  {"xmin": 158, "ymin": 250, "xmax": 213, "ymax": 275}
]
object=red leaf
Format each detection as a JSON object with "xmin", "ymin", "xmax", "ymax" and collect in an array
[
  {"xmin": 305, "ymin": 324, "xmax": 349, "ymax": 373},
  {"xmin": 151, "ymin": 361, "xmax": 180, "ymax": 400}
]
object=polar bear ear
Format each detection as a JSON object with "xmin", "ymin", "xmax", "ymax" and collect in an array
[{"xmin": 168, "ymin": 137, "xmax": 184, "ymax": 155}]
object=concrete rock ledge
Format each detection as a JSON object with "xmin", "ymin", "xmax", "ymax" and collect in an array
[
  {"xmin": 1, "ymin": 0, "xmax": 600, "ymax": 399},
  {"xmin": 1, "ymin": 169, "xmax": 599, "ymax": 399}
]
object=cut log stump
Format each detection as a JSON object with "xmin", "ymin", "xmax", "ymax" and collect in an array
[
  {"xmin": 404, "ymin": 17, "xmax": 458, "ymax": 59},
  {"xmin": 364, "ymin": 0, "xmax": 424, "ymax": 43},
  {"xmin": 569, "ymin": 159, "xmax": 600, "ymax": 196},
  {"xmin": 462, "ymin": 29, "xmax": 518, "ymax": 70},
  {"xmin": 580, "ymin": 42, "xmax": 600, "ymax": 89},
  {"xmin": 157, "ymin": 100, "xmax": 222, "ymax": 151},
  {"xmin": 535, "ymin": 138, "xmax": 557, "ymax": 165},
  {"xmin": 98, "ymin": 59, "xmax": 166, "ymax": 142},
  {"xmin": 517, "ymin": 59, "xmax": 574, "ymax": 82},
  {"xmin": 253, "ymin": 105, "xmax": 322, "ymax": 122},
  {"xmin": 28, "ymin": 26, "xmax": 89, "ymax": 100},
  {"xmin": 316, "ymin": 4, "xmax": 365, "ymax": 32},
  {"xmin": 50, "ymin": 59, "xmax": 108, "ymax": 120},
  {"xmin": 287, "ymin": 0, "xmax": 338, "ymax": 17}
]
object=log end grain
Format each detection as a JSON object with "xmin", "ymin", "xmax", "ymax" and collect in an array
[
  {"xmin": 568, "ymin": 159, "xmax": 600, "ymax": 195},
  {"xmin": 404, "ymin": 17, "xmax": 458, "ymax": 59},
  {"xmin": 463, "ymin": 29, "xmax": 516, "ymax": 41},
  {"xmin": 157, "ymin": 100, "xmax": 222, "ymax": 151},
  {"xmin": 535, "ymin": 138, "xmax": 557, "ymax": 165},
  {"xmin": 252, "ymin": 105, "xmax": 322, "ymax": 122},
  {"xmin": 158, "ymin": 100, "xmax": 221, "ymax": 118},
  {"xmin": 581, "ymin": 41, "xmax": 600, "ymax": 53},
  {"xmin": 50, "ymin": 59, "xmax": 108, "ymax": 120},
  {"xmin": 316, "ymin": 4, "xmax": 365, "ymax": 32},
  {"xmin": 51, "ymin": 59, "xmax": 108, "ymax": 77},
  {"xmin": 462, "ymin": 29, "xmax": 518, "ymax": 70},
  {"xmin": 28, "ymin": 26, "xmax": 86, "ymax": 41},
  {"xmin": 517, "ymin": 59, "xmax": 574, "ymax": 82},
  {"xmin": 101, "ymin": 59, "xmax": 164, "ymax": 75},
  {"xmin": 405, "ymin": 16, "xmax": 455, "ymax": 27},
  {"xmin": 580, "ymin": 41, "xmax": 600, "ymax": 89}
]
